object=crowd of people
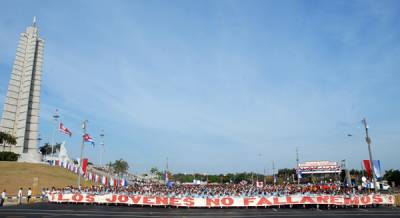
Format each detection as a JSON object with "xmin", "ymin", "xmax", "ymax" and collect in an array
[
  {"xmin": 52, "ymin": 180, "xmax": 371, "ymax": 198},
  {"xmin": 1, "ymin": 179, "xmax": 388, "ymax": 207}
]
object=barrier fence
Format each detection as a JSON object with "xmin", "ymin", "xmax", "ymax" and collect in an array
[{"xmin": 49, "ymin": 193, "xmax": 396, "ymax": 208}]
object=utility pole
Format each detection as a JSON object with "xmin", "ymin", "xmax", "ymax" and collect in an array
[
  {"xmin": 263, "ymin": 167, "xmax": 266, "ymax": 185},
  {"xmin": 362, "ymin": 118, "xmax": 377, "ymax": 192},
  {"xmin": 272, "ymin": 160, "xmax": 276, "ymax": 185},
  {"xmin": 99, "ymin": 130, "xmax": 105, "ymax": 166},
  {"xmin": 165, "ymin": 157, "xmax": 169, "ymax": 183},
  {"xmin": 341, "ymin": 159, "xmax": 352, "ymax": 187},
  {"xmin": 296, "ymin": 147, "xmax": 300, "ymax": 185},
  {"xmin": 166, "ymin": 157, "xmax": 169, "ymax": 172},
  {"xmin": 77, "ymin": 120, "xmax": 88, "ymax": 188}
]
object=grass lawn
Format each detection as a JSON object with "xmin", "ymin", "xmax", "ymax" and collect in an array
[{"xmin": 0, "ymin": 162, "xmax": 93, "ymax": 195}]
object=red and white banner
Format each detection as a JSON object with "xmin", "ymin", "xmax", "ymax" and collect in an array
[{"xmin": 49, "ymin": 193, "xmax": 395, "ymax": 207}]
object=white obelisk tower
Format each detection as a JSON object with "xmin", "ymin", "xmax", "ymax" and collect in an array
[{"xmin": 0, "ymin": 17, "xmax": 44, "ymax": 162}]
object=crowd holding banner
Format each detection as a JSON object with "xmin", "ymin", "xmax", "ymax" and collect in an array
[
  {"xmin": 47, "ymin": 181, "xmax": 396, "ymax": 208},
  {"xmin": 50, "ymin": 193, "xmax": 395, "ymax": 207},
  {"xmin": 47, "ymin": 110, "xmax": 395, "ymax": 208}
]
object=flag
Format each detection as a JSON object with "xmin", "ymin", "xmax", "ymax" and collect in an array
[
  {"xmin": 59, "ymin": 123, "xmax": 72, "ymax": 137},
  {"xmin": 373, "ymin": 160, "xmax": 382, "ymax": 179},
  {"xmin": 119, "ymin": 179, "xmax": 127, "ymax": 187},
  {"xmin": 83, "ymin": 133, "xmax": 95, "ymax": 147},
  {"xmin": 363, "ymin": 160, "xmax": 372, "ymax": 179},
  {"xmin": 81, "ymin": 158, "xmax": 88, "ymax": 175},
  {"xmin": 256, "ymin": 181, "xmax": 264, "ymax": 188},
  {"xmin": 102, "ymin": 176, "xmax": 108, "ymax": 185}
]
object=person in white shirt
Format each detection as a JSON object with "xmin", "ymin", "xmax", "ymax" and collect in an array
[
  {"xmin": 1, "ymin": 189, "xmax": 6, "ymax": 206},
  {"xmin": 17, "ymin": 188, "xmax": 23, "ymax": 205},
  {"xmin": 27, "ymin": 188, "xmax": 32, "ymax": 204}
]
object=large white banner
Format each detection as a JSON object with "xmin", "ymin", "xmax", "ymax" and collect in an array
[{"xmin": 49, "ymin": 193, "xmax": 395, "ymax": 207}]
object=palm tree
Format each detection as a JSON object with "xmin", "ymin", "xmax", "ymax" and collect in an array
[
  {"xmin": 113, "ymin": 159, "xmax": 129, "ymax": 177},
  {"xmin": 39, "ymin": 143, "xmax": 53, "ymax": 156},
  {"xmin": 0, "ymin": 131, "xmax": 17, "ymax": 151},
  {"xmin": 150, "ymin": 167, "xmax": 159, "ymax": 175}
]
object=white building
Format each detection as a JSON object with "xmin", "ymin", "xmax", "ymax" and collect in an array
[{"xmin": 0, "ymin": 17, "xmax": 44, "ymax": 162}]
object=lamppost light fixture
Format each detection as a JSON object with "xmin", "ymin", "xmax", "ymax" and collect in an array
[
  {"xmin": 82, "ymin": 120, "xmax": 88, "ymax": 129},
  {"xmin": 53, "ymin": 109, "xmax": 60, "ymax": 119}
]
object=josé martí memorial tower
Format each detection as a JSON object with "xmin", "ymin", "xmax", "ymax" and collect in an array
[{"xmin": 0, "ymin": 17, "xmax": 44, "ymax": 162}]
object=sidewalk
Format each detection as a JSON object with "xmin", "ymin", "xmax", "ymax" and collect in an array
[{"xmin": 1, "ymin": 196, "xmax": 45, "ymax": 207}]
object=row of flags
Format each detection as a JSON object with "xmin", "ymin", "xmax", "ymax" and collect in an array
[
  {"xmin": 52, "ymin": 160, "xmax": 127, "ymax": 187},
  {"xmin": 58, "ymin": 122, "xmax": 95, "ymax": 148}
]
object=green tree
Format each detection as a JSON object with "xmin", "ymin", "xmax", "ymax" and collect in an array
[
  {"xmin": 113, "ymin": 159, "xmax": 129, "ymax": 176},
  {"xmin": 150, "ymin": 167, "xmax": 159, "ymax": 175},
  {"xmin": 39, "ymin": 142, "xmax": 62, "ymax": 155},
  {"xmin": 0, "ymin": 131, "xmax": 17, "ymax": 151},
  {"xmin": 39, "ymin": 143, "xmax": 52, "ymax": 155},
  {"xmin": 383, "ymin": 169, "xmax": 400, "ymax": 187},
  {"xmin": 0, "ymin": 151, "xmax": 20, "ymax": 161}
]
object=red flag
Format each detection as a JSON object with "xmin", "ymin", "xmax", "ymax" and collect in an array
[
  {"xmin": 59, "ymin": 123, "xmax": 72, "ymax": 137},
  {"xmin": 82, "ymin": 158, "xmax": 88, "ymax": 175},
  {"xmin": 363, "ymin": 160, "xmax": 372, "ymax": 178}
]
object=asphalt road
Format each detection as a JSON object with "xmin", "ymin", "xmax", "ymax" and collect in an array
[{"xmin": 0, "ymin": 203, "xmax": 399, "ymax": 218}]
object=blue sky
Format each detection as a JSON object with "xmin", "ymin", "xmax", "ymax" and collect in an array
[{"xmin": 1, "ymin": 0, "xmax": 399, "ymax": 174}]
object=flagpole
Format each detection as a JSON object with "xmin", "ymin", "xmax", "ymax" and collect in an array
[
  {"xmin": 100, "ymin": 130, "xmax": 104, "ymax": 166},
  {"xmin": 362, "ymin": 118, "xmax": 377, "ymax": 192},
  {"xmin": 77, "ymin": 120, "xmax": 88, "ymax": 188},
  {"xmin": 51, "ymin": 110, "xmax": 59, "ymax": 163}
]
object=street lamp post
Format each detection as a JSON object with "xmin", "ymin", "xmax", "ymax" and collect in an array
[
  {"xmin": 99, "ymin": 130, "xmax": 105, "ymax": 166},
  {"xmin": 362, "ymin": 118, "xmax": 377, "ymax": 192},
  {"xmin": 296, "ymin": 147, "xmax": 300, "ymax": 185},
  {"xmin": 272, "ymin": 160, "xmax": 276, "ymax": 185},
  {"xmin": 77, "ymin": 120, "xmax": 88, "ymax": 188}
]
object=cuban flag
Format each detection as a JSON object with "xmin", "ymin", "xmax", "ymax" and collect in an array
[
  {"xmin": 83, "ymin": 133, "xmax": 95, "ymax": 147},
  {"xmin": 118, "ymin": 179, "xmax": 127, "ymax": 187},
  {"xmin": 59, "ymin": 123, "xmax": 72, "ymax": 137}
]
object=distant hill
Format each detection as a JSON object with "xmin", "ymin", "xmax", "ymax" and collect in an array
[{"xmin": 0, "ymin": 162, "xmax": 93, "ymax": 195}]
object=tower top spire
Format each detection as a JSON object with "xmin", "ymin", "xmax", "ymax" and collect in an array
[{"xmin": 32, "ymin": 16, "xmax": 37, "ymax": 27}]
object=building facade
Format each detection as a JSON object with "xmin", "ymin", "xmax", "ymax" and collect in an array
[{"xmin": 0, "ymin": 18, "xmax": 44, "ymax": 162}]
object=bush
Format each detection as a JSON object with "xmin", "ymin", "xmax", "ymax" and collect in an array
[{"xmin": 0, "ymin": 151, "xmax": 20, "ymax": 161}]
